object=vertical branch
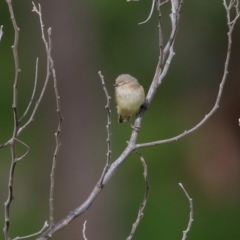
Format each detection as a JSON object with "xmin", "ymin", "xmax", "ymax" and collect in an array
[
  {"xmin": 17, "ymin": 3, "xmax": 51, "ymax": 136},
  {"xmin": 82, "ymin": 221, "xmax": 88, "ymax": 240},
  {"xmin": 4, "ymin": 0, "xmax": 21, "ymax": 239},
  {"xmin": 126, "ymin": 152, "xmax": 150, "ymax": 240},
  {"xmin": 97, "ymin": 71, "xmax": 112, "ymax": 187},
  {"xmin": 156, "ymin": 0, "xmax": 164, "ymax": 70},
  {"xmin": 179, "ymin": 183, "xmax": 193, "ymax": 240},
  {"xmin": 48, "ymin": 27, "xmax": 64, "ymax": 227},
  {"xmin": 0, "ymin": 25, "xmax": 3, "ymax": 42},
  {"xmin": 19, "ymin": 58, "xmax": 39, "ymax": 122},
  {"xmin": 32, "ymin": 2, "xmax": 64, "ymax": 227},
  {"xmin": 162, "ymin": 0, "xmax": 182, "ymax": 62},
  {"xmin": 145, "ymin": 0, "xmax": 182, "ymax": 107}
]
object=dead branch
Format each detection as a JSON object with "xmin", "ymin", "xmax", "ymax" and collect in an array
[{"xmin": 126, "ymin": 152, "xmax": 150, "ymax": 240}]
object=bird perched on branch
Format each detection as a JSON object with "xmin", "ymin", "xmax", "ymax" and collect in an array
[{"xmin": 114, "ymin": 74, "xmax": 145, "ymax": 123}]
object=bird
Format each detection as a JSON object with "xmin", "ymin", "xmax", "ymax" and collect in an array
[{"xmin": 114, "ymin": 74, "xmax": 145, "ymax": 123}]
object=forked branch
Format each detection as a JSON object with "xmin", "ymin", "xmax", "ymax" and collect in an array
[
  {"xmin": 37, "ymin": 1, "xmax": 182, "ymax": 239},
  {"xmin": 36, "ymin": 1, "xmax": 239, "ymax": 239},
  {"xmin": 136, "ymin": 0, "xmax": 239, "ymax": 149}
]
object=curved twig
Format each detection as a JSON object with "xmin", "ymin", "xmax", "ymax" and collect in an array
[
  {"xmin": 126, "ymin": 152, "xmax": 149, "ymax": 240},
  {"xmin": 138, "ymin": 0, "xmax": 156, "ymax": 25},
  {"xmin": 179, "ymin": 183, "xmax": 193, "ymax": 240},
  {"xmin": 19, "ymin": 58, "xmax": 39, "ymax": 122},
  {"xmin": 13, "ymin": 221, "xmax": 49, "ymax": 240},
  {"xmin": 15, "ymin": 139, "xmax": 30, "ymax": 162}
]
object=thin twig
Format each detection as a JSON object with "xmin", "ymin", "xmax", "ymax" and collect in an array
[
  {"xmin": 0, "ymin": 25, "xmax": 3, "ymax": 42},
  {"xmin": 138, "ymin": 0, "xmax": 156, "ymax": 25},
  {"xmin": 15, "ymin": 139, "xmax": 30, "ymax": 162},
  {"xmin": 13, "ymin": 221, "xmax": 49, "ymax": 240},
  {"xmin": 138, "ymin": 0, "xmax": 170, "ymax": 25},
  {"xmin": 0, "ymin": 4, "xmax": 53, "ymax": 150},
  {"xmin": 48, "ymin": 26, "xmax": 64, "ymax": 227},
  {"xmin": 32, "ymin": 2, "xmax": 61, "ymax": 227},
  {"xmin": 19, "ymin": 58, "xmax": 39, "ymax": 122},
  {"xmin": 179, "ymin": 183, "xmax": 193, "ymax": 240},
  {"xmin": 82, "ymin": 221, "xmax": 88, "ymax": 240},
  {"xmin": 97, "ymin": 71, "xmax": 112, "ymax": 187},
  {"xmin": 160, "ymin": 0, "xmax": 170, "ymax": 6},
  {"xmin": 16, "ymin": 3, "xmax": 51, "ymax": 137},
  {"xmin": 4, "ymin": 0, "xmax": 21, "ymax": 238},
  {"xmin": 126, "ymin": 152, "xmax": 150, "ymax": 240}
]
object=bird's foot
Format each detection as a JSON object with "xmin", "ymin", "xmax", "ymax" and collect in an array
[{"xmin": 141, "ymin": 100, "xmax": 150, "ymax": 111}]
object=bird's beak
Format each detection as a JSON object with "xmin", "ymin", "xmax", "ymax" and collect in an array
[{"xmin": 113, "ymin": 83, "xmax": 118, "ymax": 87}]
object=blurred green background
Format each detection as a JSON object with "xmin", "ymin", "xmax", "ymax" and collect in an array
[{"xmin": 0, "ymin": 0, "xmax": 240, "ymax": 239}]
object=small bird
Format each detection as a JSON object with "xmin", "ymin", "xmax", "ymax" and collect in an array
[{"xmin": 114, "ymin": 74, "xmax": 145, "ymax": 123}]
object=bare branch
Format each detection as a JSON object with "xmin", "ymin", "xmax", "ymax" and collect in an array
[
  {"xmin": 19, "ymin": 58, "xmax": 39, "ymax": 122},
  {"xmin": 0, "ymin": 141, "xmax": 11, "ymax": 149},
  {"xmin": 13, "ymin": 221, "xmax": 49, "ymax": 240},
  {"xmin": 138, "ymin": 0, "xmax": 170, "ymax": 25},
  {"xmin": 162, "ymin": 0, "xmax": 182, "ymax": 64},
  {"xmin": 82, "ymin": 221, "xmax": 88, "ymax": 240},
  {"xmin": 4, "ymin": 0, "xmax": 21, "ymax": 238},
  {"xmin": 138, "ymin": 0, "xmax": 155, "ymax": 25},
  {"xmin": 136, "ymin": 0, "xmax": 239, "ymax": 149},
  {"xmin": 47, "ymin": 26, "xmax": 64, "ymax": 227},
  {"xmin": 156, "ymin": 0, "xmax": 164, "ymax": 76},
  {"xmin": 32, "ymin": 2, "xmax": 64, "ymax": 227},
  {"xmin": 15, "ymin": 139, "xmax": 30, "ymax": 162},
  {"xmin": 37, "ymin": 1, "xmax": 183, "ymax": 239},
  {"xmin": 126, "ymin": 152, "xmax": 150, "ymax": 240},
  {"xmin": 37, "ymin": 1, "xmax": 240, "ymax": 239},
  {"xmin": 0, "ymin": 25, "xmax": 3, "ymax": 42},
  {"xmin": 16, "ymin": 2, "xmax": 51, "ymax": 136},
  {"xmin": 160, "ymin": 0, "xmax": 170, "ymax": 6},
  {"xmin": 97, "ymin": 71, "xmax": 112, "ymax": 187},
  {"xmin": 179, "ymin": 183, "xmax": 193, "ymax": 240}
]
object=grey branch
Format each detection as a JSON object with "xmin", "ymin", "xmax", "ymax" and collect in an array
[
  {"xmin": 97, "ymin": 71, "xmax": 112, "ymax": 187},
  {"xmin": 82, "ymin": 221, "xmax": 88, "ymax": 240},
  {"xmin": 13, "ymin": 221, "xmax": 49, "ymax": 240},
  {"xmin": 32, "ymin": 2, "xmax": 64, "ymax": 227},
  {"xmin": 37, "ymin": 0, "xmax": 240, "ymax": 239},
  {"xmin": 136, "ymin": 0, "xmax": 239, "ymax": 149},
  {"xmin": 19, "ymin": 58, "xmax": 39, "ymax": 122},
  {"xmin": 179, "ymin": 183, "xmax": 193, "ymax": 240},
  {"xmin": 0, "ymin": 25, "xmax": 3, "ymax": 42},
  {"xmin": 15, "ymin": 139, "xmax": 30, "ymax": 162},
  {"xmin": 37, "ymin": 1, "xmax": 183, "ymax": 239},
  {"xmin": 126, "ymin": 152, "xmax": 150, "ymax": 240},
  {"xmin": 138, "ymin": 0, "xmax": 156, "ymax": 25},
  {"xmin": 4, "ymin": 0, "xmax": 21, "ymax": 238},
  {"xmin": 48, "ymin": 27, "xmax": 64, "ymax": 228}
]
